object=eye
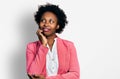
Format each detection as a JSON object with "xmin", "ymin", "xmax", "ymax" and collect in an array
[
  {"xmin": 40, "ymin": 19, "xmax": 46, "ymax": 23},
  {"xmin": 49, "ymin": 19, "xmax": 54, "ymax": 24}
]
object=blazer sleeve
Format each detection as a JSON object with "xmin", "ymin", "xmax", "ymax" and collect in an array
[
  {"xmin": 26, "ymin": 42, "xmax": 48, "ymax": 75},
  {"xmin": 46, "ymin": 42, "xmax": 80, "ymax": 79}
]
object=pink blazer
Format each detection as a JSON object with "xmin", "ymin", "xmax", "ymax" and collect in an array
[{"xmin": 26, "ymin": 37, "xmax": 80, "ymax": 79}]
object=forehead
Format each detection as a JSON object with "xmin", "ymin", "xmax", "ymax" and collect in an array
[{"xmin": 41, "ymin": 11, "xmax": 57, "ymax": 20}]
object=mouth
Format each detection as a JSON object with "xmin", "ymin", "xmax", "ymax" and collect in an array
[{"xmin": 42, "ymin": 27, "xmax": 51, "ymax": 32}]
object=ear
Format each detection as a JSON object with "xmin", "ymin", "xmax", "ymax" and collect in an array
[{"xmin": 56, "ymin": 25, "xmax": 59, "ymax": 29}]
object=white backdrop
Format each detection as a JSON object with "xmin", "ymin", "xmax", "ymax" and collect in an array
[{"xmin": 0, "ymin": 0, "xmax": 120, "ymax": 79}]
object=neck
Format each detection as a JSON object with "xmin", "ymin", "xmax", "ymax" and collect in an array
[
  {"xmin": 46, "ymin": 34, "xmax": 57, "ymax": 50},
  {"xmin": 46, "ymin": 34, "xmax": 57, "ymax": 42}
]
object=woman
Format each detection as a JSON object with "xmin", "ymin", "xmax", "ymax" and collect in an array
[{"xmin": 26, "ymin": 3, "xmax": 80, "ymax": 79}]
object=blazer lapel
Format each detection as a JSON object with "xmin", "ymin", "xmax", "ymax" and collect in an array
[{"xmin": 57, "ymin": 37, "xmax": 68, "ymax": 74}]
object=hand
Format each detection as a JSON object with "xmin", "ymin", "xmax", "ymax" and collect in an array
[
  {"xmin": 36, "ymin": 29, "xmax": 47, "ymax": 47},
  {"xmin": 28, "ymin": 74, "xmax": 45, "ymax": 79}
]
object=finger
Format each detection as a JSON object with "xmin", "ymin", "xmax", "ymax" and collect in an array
[
  {"xmin": 38, "ymin": 31, "xmax": 44, "ymax": 37},
  {"xmin": 27, "ymin": 74, "xmax": 35, "ymax": 79},
  {"xmin": 27, "ymin": 74, "xmax": 41, "ymax": 79},
  {"xmin": 31, "ymin": 75, "xmax": 38, "ymax": 79},
  {"xmin": 38, "ymin": 28, "xmax": 43, "ymax": 32},
  {"xmin": 36, "ymin": 31, "xmax": 42, "ymax": 37},
  {"xmin": 36, "ymin": 29, "xmax": 40, "ymax": 35},
  {"xmin": 36, "ymin": 31, "xmax": 38, "ymax": 35},
  {"xmin": 37, "ymin": 29, "xmax": 43, "ymax": 35},
  {"xmin": 27, "ymin": 74, "xmax": 32, "ymax": 79},
  {"xmin": 33, "ymin": 75, "xmax": 40, "ymax": 78}
]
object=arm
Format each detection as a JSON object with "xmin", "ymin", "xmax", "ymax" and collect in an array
[
  {"xmin": 46, "ymin": 43, "xmax": 80, "ymax": 79},
  {"xmin": 26, "ymin": 43, "xmax": 48, "ymax": 75}
]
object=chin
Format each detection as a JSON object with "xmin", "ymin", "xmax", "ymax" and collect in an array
[
  {"xmin": 43, "ymin": 33, "xmax": 51, "ymax": 37},
  {"xmin": 44, "ymin": 33, "xmax": 56, "ymax": 37}
]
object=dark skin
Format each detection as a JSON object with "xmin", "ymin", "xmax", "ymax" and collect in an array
[{"xmin": 28, "ymin": 11, "xmax": 59, "ymax": 79}]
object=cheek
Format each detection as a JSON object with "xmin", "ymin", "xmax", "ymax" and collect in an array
[
  {"xmin": 51, "ymin": 25, "xmax": 56, "ymax": 29},
  {"xmin": 39, "ymin": 23, "xmax": 44, "ymax": 27},
  {"xmin": 51, "ymin": 26, "xmax": 58, "ymax": 31},
  {"xmin": 51, "ymin": 23, "xmax": 58, "ymax": 28}
]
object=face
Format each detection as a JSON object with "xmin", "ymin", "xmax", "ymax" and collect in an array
[{"xmin": 39, "ymin": 11, "xmax": 59, "ymax": 37}]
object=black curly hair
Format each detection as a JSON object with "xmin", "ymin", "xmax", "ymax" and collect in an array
[{"xmin": 34, "ymin": 3, "xmax": 68, "ymax": 33}]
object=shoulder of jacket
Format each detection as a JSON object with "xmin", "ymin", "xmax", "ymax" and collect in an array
[
  {"xmin": 58, "ymin": 37, "xmax": 74, "ymax": 46},
  {"xmin": 27, "ymin": 40, "xmax": 40, "ymax": 47}
]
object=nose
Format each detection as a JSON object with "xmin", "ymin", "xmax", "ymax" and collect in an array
[{"xmin": 44, "ymin": 21, "xmax": 49, "ymax": 27}]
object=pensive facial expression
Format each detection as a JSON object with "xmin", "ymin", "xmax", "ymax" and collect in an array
[{"xmin": 39, "ymin": 11, "xmax": 59, "ymax": 37}]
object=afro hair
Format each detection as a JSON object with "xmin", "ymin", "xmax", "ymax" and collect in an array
[{"xmin": 34, "ymin": 3, "xmax": 68, "ymax": 33}]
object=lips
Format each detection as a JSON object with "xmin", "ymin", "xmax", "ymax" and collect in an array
[{"xmin": 42, "ymin": 27, "xmax": 51, "ymax": 32}]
